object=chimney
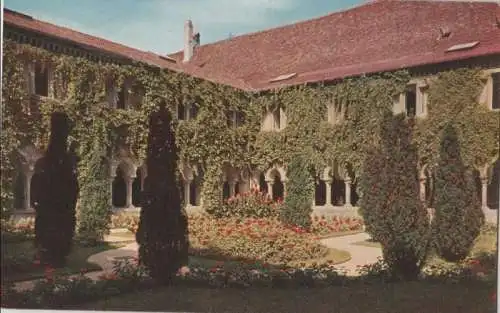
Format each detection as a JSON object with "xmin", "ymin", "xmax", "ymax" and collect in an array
[{"xmin": 183, "ymin": 20, "xmax": 194, "ymax": 62}]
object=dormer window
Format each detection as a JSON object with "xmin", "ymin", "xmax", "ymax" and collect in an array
[{"xmin": 34, "ymin": 63, "xmax": 49, "ymax": 97}]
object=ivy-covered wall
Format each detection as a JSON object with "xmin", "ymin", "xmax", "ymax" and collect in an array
[{"xmin": 2, "ymin": 39, "xmax": 499, "ymax": 215}]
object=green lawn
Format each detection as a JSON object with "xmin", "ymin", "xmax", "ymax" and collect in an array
[
  {"xmin": 1, "ymin": 240, "xmax": 122, "ymax": 283},
  {"xmin": 351, "ymin": 225, "xmax": 498, "ymax": 256},
  {"xmin": 66, "ymin": 281, "xmax": 495, "ymax": 313}
]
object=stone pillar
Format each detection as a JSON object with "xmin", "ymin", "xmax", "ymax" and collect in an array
[
  {"xmin": 184, "ymin": 180, "xmax": 191, "ymax": 206},
  {"xmin": 283, "ymin": 180, "xmax": 287, "ymax": 200},
  {"xmin": 325, "ymin": 179, "xmax": 332, "ymax": 206},
  {"xmin": 419, "ymin": 174, "xmax": 427, "ymax": 203},
  {"xmin": 23, "ymin": 171, "xmax": 34, "ymax": 210},
  {"xmin": 109, "ymin": 175, "xmax": 116, "ymax": 207},
  {"xmin": 481, "ymin": 176, "xmax": 489, "ymax": 211},
  {"xmin": 228, "ymin": 181, "xmax": 237, "ymax": 197},
  {"xmin": 266, "ymin": 180, "xmax": 274, "ymax": 199},
  {"xmin": 125, "ymin": 176, "xmax": 134, "ymax": 208},
  {"xmin": 344, "ymin": 177, "xmax": 352, "ymax": 207}
]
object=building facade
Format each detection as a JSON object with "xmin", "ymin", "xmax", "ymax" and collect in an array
[{"xmin": 3, "ymin": 1, "xmax": 500, "ymax": 221}]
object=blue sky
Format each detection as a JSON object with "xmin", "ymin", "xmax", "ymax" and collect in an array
[{"xmin": 4, "ymin": 0, "xmax": 364, "ymax": 54}]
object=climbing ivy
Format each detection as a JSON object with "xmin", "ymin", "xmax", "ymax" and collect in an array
[{"xmin": 1, "ymin": 39, "xmax": 499, "ymax": 217}]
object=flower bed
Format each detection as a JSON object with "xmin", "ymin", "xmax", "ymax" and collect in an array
[
  {"xmin": 188, "ymin": 215, "xmax": 329, "ymax": 265},
  {"xmin": 310, "ymin": 215, "xmax": 364, "ymax": 237},
  {"xmin": 1, "ymin": 218, "xmax": 35, "ymax": 243}
]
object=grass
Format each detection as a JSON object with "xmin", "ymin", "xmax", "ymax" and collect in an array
[
  {"xmin": 68, "ymin": 281, "xmax": 495, "ymax": 313},
  {"xmin": 351, "ymin": 225, "xmax": 498, "ymax": 255},
  {"xmin": 1, "ymin": 240, "xmax": 122, "ymax": 283}
]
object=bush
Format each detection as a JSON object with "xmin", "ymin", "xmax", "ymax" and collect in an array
[
  {"xmin": 110, "ymin": 212, "xmax": 139, "ymax": 233},
  {"xmin": 358, "ymin": 114, "xmax": 429, "ymax": 281},
  {"xmin": 218, "ymin": 188, "xmax": 282, "ymax": 218},
  {"xmin": 280, "ymin": 154, "xmax": 315, "ymax": 229},
  {"xmin": 136, "ymin": 105, "xmax": 189, "ymax": 285},
  {"xmin": 188, "ymin": 215, "xmax": 328, "ymax": 265},
  {"xmin": 431, "ymin": 124, "xmax": 484, "ymax": 262},
  {"xmin": 77, "ymin": 133, "xmax": 111, "ymax": 246},
  {"xmin": 31, "ymin": 112, "xmax": 79, "ymax": 267}
]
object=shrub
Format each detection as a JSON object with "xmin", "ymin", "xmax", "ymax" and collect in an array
[
  {"xmin": 218, "ymin": 188, "xmax": 282, "ymax": 218},
  {"xmin": 358, "ymin": 113, "xmax": 429, "ymax": 281},
  {"xmin": 431, "ymin": 124, "xmax": 484, "ymax": 262},
  {"xmin": 280, "ymin": 154, "xmax": 315, "ymax": 229},
  {"xmin": 188, "ymin": 215, "xmax": 328, "ymax": 265},
  {"xmin": 110, "ymin": 212, "xmax": 139, "ymax": 233},
  {"xmin": 136, "ymin": 105, "xmax": 189, "ymax": 285},
  {"xmin": 77, "ymin": 132, "xmax": 111, "ymax": 246},
  {"xmin": 31, "ymin": 112, "xmax": 79, "ymax": 267}
]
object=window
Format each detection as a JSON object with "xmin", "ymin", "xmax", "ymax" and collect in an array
[
  {"xmin": 493, "ymin": 73, "xmax": 500, "ymax": 110},
  {"xmin": 226, "ymin": 110, "xmax": 245, "ymax": 128},
  {"xmin": 116, "ymin": 84, "xmax": 127, "ymax": 109},
  {"xmin": 273, "ymin": 108, "xmax": 281, "ymax": 130},
  {"xmin": 226, "ymin": 110, "xmax": 234, "ymax": 127},
  {"xmin": 177, "ymin": 103, "xmax": 186, "ymax": 120},
  {"xmin": 405, "ymin": 85, "xmax": 417, "ymax": 117},
  {"xmin": 235, "ymin": 111, "xmax": 245, "ymax": 127},
  {"xmin": 189, "ymin": 103, "xmax": 198, "ymax": 120},
  {"xmin": 34, "ymin": 63, "xmax": 49, "ymax": 97}
]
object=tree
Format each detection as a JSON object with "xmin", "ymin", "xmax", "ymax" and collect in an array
[
  {"xmin": 32, "ymin": 112, "xmax": 79, "ymax": 267},
  {"xmin": 358, "ymin": 113, "xmax": 429, "ymax": 281},
  {"xmin": 431, "ymin": 124, "xmax": 484, "ymax": 262},
  {"xmin": 76, "ymin": 124, "xmax": 111, "ymax": 246},
  {"xmin": 280, "ymin": 153, "xmax": 315, "ymax": 229},
  {"xmin": 136, "ymin": 104, "xmax": 189, "ymax": 284}
]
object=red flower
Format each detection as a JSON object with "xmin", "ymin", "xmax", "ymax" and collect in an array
[
  {"xmin": 491, "ymin": 291, "xmax": 497, "ymax": 303},
  {"xmin": 209, "ymin": 267, "xmax": 218, "ymax": 273}
]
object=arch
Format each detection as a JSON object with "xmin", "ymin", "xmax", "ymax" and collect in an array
[
  {"xmin": 112, "ymin": 166, "xmax": 126, "ymax": 207},
  {"xmin": 265, "ymin": 165, "xmax": 287, "ymax": 182},
  {"xmin": 258, "ymin": 172, "xmax": 268, "ymax": 193},
  {"xmin": 272, "ymin": 174, "xmax": 284, "ymax": 202},
  {"xmin": 132, "ymin": 167, "xmax": 143, "ymax": 207},
  {"xmin": 315, "ymin": 179, "xmax": 326, "ymax": 206}
]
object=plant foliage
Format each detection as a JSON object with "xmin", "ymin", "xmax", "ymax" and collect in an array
[{"xmin": 431, "ymin": 124, "xmax": 484, "ymax": 262}]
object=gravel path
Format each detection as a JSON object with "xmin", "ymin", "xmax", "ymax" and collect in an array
[
  {"xmin": 13, "ymin": 233, "xmax": 382, "ymax": 291},
  {"xmin": 320, "ymin": 232, "xmax": 383, "ymax": 276}
]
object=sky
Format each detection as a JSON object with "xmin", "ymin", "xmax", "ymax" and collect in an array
[{"xmin": 4, "ymin": 0, "xmax": 364, "ymax": 55}]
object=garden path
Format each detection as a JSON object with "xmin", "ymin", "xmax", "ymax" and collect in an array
[
  {"xmin": 13, "ymin": 232, "xmax": 382, "ymax": 291},
  {"xmin": 320, "ymin": 232, "xmax": 383, "ymax": 276}
]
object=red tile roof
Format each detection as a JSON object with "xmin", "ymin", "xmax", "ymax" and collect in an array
[{"xmin": 4, "ymin": 1, "xmax": 500, "ymax": 92}]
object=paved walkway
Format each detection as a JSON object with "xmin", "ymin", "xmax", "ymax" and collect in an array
[
  {"xmin": 13, "ymin": 232, "xmax": 381, "ymax": 291},
  {"xmin": 320, "ymin": 232, "xmax": 383, "ymax": 276}
]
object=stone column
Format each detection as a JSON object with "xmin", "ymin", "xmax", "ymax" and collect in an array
[
  {"xmin": 184, "ymin": 180, "xmax": 191, "ymax": 206},
  {"xmin": 23, "ymin": 170, "xmax": 34, "ymax": 210},
  {"xmin": 344, "ymin": 177, "xmax": 352, "ymax": 207},
  {"xmin": 228, "ymin": 181, "xmax": 237, "ymax": 197},
  {"xmin": 125, "ymin": 176, "xmax": 134, "ymax": 208},
  {"xmin": 266, "ymin": 180, "xmax": 274, "ymax": 199},
  {"xmin": 109, "ymin": 175, "xmax": 116, "ymax": 207},
  {"xmin": 325, "ymin": 179, "xmax": 332, "ymax": 206},
  {"xmin": 481, "ymin": 175, "xmax": 489, "ymax": 211}
]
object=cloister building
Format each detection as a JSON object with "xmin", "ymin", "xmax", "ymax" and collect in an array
[{"xmin": 3, "ymin": 0, "xmax": 500, "ymax": 222}]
